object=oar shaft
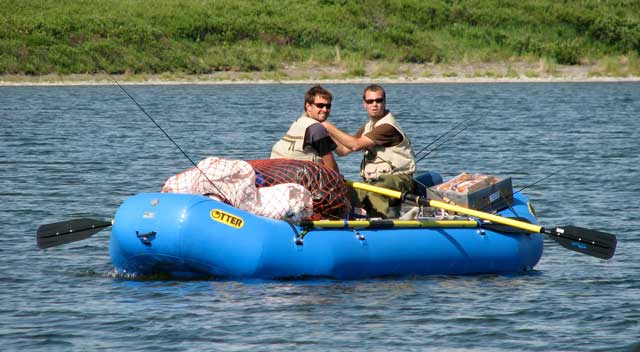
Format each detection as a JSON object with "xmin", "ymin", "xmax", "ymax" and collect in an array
[
  {"xmin": 304, "ymin": 219, "xmax": 478, "ymax": 229},
  {"xmin": 425, "ymin": 199, "xmax": 542, "ymax": 233}
]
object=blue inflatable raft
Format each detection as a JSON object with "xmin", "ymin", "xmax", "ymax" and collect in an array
[{"xmin": 109, "ymin": 191, "xmax": 543, "ymax": 279}]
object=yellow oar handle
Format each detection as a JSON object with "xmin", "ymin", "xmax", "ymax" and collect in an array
[
  {"xmin": 348, "ymin": 181, "xmax": 403, "ymax": 198},
  {"xmin": 348, "ymin": 180, "xmax": 542, "ymax": 234}
]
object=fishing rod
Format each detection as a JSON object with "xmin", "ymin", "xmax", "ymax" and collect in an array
[
  {"xmin": 412, "ymin": 111, "xmax": 561, "ymax": 194},
  {"xmin": 413, "ymin": 116, "xmax": 480, "ymax": 160},
  {"xmin": 415, "ymin": 116, "xmax": 482, "ymax": 164},
  {"xmin": 97, "ymin": 63, "xmax": 229, "ymax": 201},
  {"xmin": 37, "ymin": 67, "xmax": 231, "ymax": 250},
  {"xmin": 514, "ymin": 169, "xmax": 564, "ymax": 195}
]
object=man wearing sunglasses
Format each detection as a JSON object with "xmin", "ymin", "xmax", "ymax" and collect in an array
[
  {"xmin": 322, "ymin": 84, "xmax": 416, "ymax": 218},
  {"xmin": 270, "ymin": 85, "xmax": 340, "ymax": 173}
]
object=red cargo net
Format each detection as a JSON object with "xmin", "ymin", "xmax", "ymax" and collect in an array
[{"xmin": 247, "ymin": 159, "xmax": 351, "ymax": 220}]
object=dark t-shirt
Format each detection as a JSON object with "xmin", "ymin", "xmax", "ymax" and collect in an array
[
  {"xmin": 304, "ymin": 123, "xmax": 337, "ymax": 156},
  {"xmin": 355, "ymin": 123, "xmax": 403, "ymax": 147}
]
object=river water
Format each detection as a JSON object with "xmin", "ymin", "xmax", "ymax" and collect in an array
[{"xmin": 1, "ymin": 82, "xmax": 639, "ymax": 351}]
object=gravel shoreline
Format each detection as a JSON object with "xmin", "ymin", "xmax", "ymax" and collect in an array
[
  {"xmin": 2, "ymin": 62, "xmax": 639, "ymax": 86},
  {"xmin": 1, "ymin": 76, "xmax": 638, "ymax": 86}
]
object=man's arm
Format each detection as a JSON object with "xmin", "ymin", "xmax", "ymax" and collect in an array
[
  {"xmin": 332, "ymin": 139, "xmax": 352, "ymax": 156},
  {"xmin": 322, "ymin": 121, "xmax": 376, "ymax": 153},
  {"xmin": 304, "ymin": 123, "xmax": 341, "ymax": 170},
  {"xmin": 321, "ymin": 152, "xmax": 340, "ymax": 173}
]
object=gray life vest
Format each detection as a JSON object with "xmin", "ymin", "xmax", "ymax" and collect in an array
[
  {"xmin": 270, "ymin": 113, "xmax": 322, "ymax": 163},
  {"xmin": 360, "ymin": 112, "xmax": 416, "ymax": 180}
]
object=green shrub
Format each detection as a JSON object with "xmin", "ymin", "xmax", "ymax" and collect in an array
[{"xmin": 549, "ymin": 39, "xmax": 581, "ymax": 65}]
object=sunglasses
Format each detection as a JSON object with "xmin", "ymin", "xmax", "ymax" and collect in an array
[
  {"xmin": 364, "ymin": 98, "xmax": 385, "ymax": 104},
  {"xmin": 312, "ymin": 102, "xmax": 332, "ymax": 109}
]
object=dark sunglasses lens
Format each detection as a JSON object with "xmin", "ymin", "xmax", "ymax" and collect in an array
[
  {"xmin": 365, "ymin": 98, "xmax": 384, "ymax": 104},
  {"xmin": 315, "ymin": 103, "xmax": 331, "ymax": 109}
]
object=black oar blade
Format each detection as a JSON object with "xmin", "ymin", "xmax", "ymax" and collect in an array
[
  {"xmin": 37, "ymin": 219, "xmax": 112, "ymax": 249},
  {"xmin": 546, "ymin": 226, "xmax": 617, "ymax": 260}
]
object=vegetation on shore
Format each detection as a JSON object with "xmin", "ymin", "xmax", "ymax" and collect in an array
[{"xmin": 1, "ymin": 0, "xmax": 639, "ymax": 80}]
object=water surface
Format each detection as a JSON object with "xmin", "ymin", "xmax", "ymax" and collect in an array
[{"xmin": 1, "ymin": 82, "xmax": 638, "ymax": 351}]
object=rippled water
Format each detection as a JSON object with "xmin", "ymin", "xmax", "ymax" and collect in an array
[{"xmin": 1, "ymin": 82, "xmax": 639, "ymax": 351}]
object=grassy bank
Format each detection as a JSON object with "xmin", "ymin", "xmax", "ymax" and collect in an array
[{"xmin": 1, "ymin": 0, "xmax": 640, "ymax": 78}]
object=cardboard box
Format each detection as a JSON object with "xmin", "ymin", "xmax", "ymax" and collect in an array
[{"xmin": 426, "ymin": 176, "xmax": 513, "ymax": 213}]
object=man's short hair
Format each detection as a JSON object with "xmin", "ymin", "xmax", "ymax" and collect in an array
[
  {"xmin": 363, "ymin": 84, "xmax": 386, "ymax": 100},
  {"xmin": 305, "ymin": 85, "xmax": 333, "ymax": 109}
]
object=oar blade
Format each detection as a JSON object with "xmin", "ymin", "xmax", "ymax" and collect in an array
[
  {"xmin": 547, "ymin": 226, "xmax": 617, "ymax": 260},
  {"xmin": 37, "ymin": 219, "xmax": 112, "ymax": 249}
]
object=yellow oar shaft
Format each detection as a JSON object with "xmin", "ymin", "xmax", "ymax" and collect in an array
[
  {"xmin": 309, "ymin": 219, "xmax": 478, "ymax": 228},
  {"xmin": 428, "ymin": 200, "xmax": 542, "ymax": 233},
  {"xmin": 348, "ymin": 180, "xmax": 542, "ymax": 234}
]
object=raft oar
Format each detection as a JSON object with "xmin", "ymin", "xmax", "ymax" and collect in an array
[
  {"xmin": 301, "ymin": 219, "xmax": 478, "ymax": 229},
  {"xmin": 37, "ymin": 218, "xmax": 112, "ymax": 249},
  {"xmin": 302, "ymin": 219, "xmax": 532, "ymax": 235},
  {"xmin": 348, "ymin": 181, "xmax": 617, "ymax": 260}
]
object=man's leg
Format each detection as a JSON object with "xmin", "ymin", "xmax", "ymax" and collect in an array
[{"xmin": 368, "ymin": 174, "xmax": 415, "ymax": 218}]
